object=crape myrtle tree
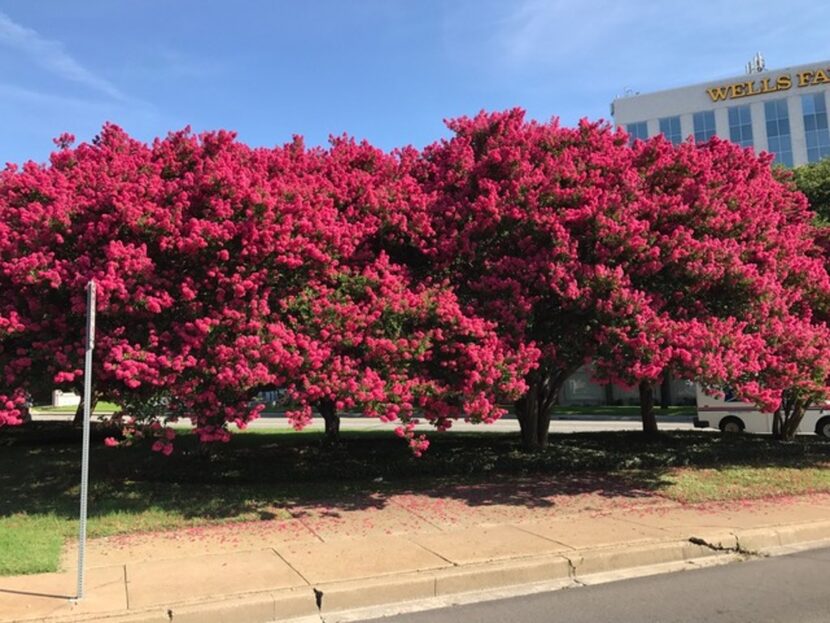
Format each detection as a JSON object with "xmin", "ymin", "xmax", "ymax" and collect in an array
[
  {"xmin": 0, "ymin": 126, "xmax": 321, "ymax": 440},
  {"xmin": 412, "ymin": 111, "xmax": 830, "ymax": 446},
  {"xmin": 278, "ymin": 136, "xmax": 535, "ymax": 446},
  {"xmin": 755, "ymin": 316, "xmax": 830, "ymax": 440},
  {"xmin": 695, "ymin": 142, "xmax": 830, "ymax": 442},
  {"xmin": 687, "ymin": 294, "xmax": 830, "ymax": 442},
  {"xmin": 0, "ymin": 129, "xmax": 176, "ymax": 429},
  {"xmin": 754, "ymin": 221, "xmax": 830, "ymax": 441},
  {"xmin": 593, "ymin": 136, "xmax": 830, "ymax": 435},
  {"xmin": 0, "ymin": 126, "xmax": 532, "ymax": 453},
  {"xmin": 413, "ymin": 110, "xmax": 646, "ymax": 450}
]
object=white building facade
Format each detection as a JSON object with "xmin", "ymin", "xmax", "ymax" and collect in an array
[{"xmin": 611, "ymin": 58, "xmax": 830, "ymax": 167}]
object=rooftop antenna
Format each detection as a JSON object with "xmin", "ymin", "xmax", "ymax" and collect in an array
[
  {"xmin": 746, "ymin": 52, "xmax": 766, "ymax": 75},
  {"xmin": 615, "ymin": 86, "xmax": 640, "ymax": 99}
]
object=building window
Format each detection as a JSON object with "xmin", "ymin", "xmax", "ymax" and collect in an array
[
  {"xmin": 626, "ymin": 121, "xmax": 648, "ymax": 144},
  {"xmin": 764, "ymin": 99, "xmax": 793, "ymax": 167},
  {"xmin": 802, "ymin": 93, "xmax": 830, "ymax": 163},
  {"xmin": 728, "ymin": 105, "xmax": 753, "ymax": 148},
  {"xmin": 693, "ymin": 111, "xmax": 716, "ymax": 142},
  {"xmin": 658, "ymin": 116, "xmax": 682, "ymax": 145}
]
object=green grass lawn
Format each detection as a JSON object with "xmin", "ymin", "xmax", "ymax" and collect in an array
[
  {"xmin": 1, "ymin": 423, "xmax": 828, "ymax": 576},
  {"xmin": 664, "ymin": 466, "xmax": 830, "ymax": 504}
]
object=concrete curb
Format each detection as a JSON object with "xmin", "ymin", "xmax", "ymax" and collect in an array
[{"xmin": 19, "ymin": 521, "xmax": 830, "ymax": 623}]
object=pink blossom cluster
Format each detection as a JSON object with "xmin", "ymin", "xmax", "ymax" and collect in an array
[{"xmin": 1, "ymin": 112, "xmax": 829, "ymax": 453}]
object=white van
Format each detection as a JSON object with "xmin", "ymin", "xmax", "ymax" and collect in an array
[{"xmin": 694, "ymin": 385, "xmax": 830, "ymax": 437}]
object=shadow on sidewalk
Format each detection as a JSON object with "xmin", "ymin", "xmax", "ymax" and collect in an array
[{"xmin": 0, "ymin": 588, "xmax": 72, "ymax": 600}]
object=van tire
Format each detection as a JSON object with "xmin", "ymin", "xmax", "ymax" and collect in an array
[
  {"xmin": 719, "ymin": 416, "xmax": 745, "ymax": 433},
  {"xmin": 816, "ymin": 417, "xmax": 830, "ymax": 439}
]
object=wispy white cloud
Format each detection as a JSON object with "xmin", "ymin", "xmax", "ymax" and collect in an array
[
  {"xmin": 122, "ymin": 46, "xmax": 229, "ymax": 83},
  {"xmin": 496, "ymin": 0, "xmax": 630, "ymax": 66},
  {"xmin": 0, "ymin": 11, "xmax": 125, "ymax": 100},
  {"xmin": 442, "ymin": 0, "xmax": 830, "ymax": 101},
  {"xmin": 157, "ymin": 47, "xmax": 225, "ymax": 78},
  {"xmin": 0, "ymin": 82, "xmax": 102, "ymax": 109}
]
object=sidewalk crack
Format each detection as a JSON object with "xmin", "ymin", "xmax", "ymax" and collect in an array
[
  {"xmin": 313, "ymin": 587, "xmax": 329, "ymax": 622},
  {"xmin": 294, "ymin": 515, "xmax": 326, "ymax": 543},
  {"xmin": 688, "ymin": 536, "xmax": 763, "ymax": 558},
  {"xmin": 387, "ymin": 498, "xmax": 444, "ymax": 532},
  {"xmin": 401, "ymin": 538, "xmax": 457, "ymax": 566},
  {"xmin": 509, "ymin": 524, "xmax": 574, "ymax": 550},
  {"xmin": 122, "ymin": 564, "xmax": 130, "ymax": 610},
  {"xmin": 560, "ymin": 553, "xmax": 579, "ymax": 578},
  {"xmin": 270, "ymin": 547, "xmax": 313, "ymax": 585},
  {"xmin": 732, "ymin": 534, "xmax": 770, "ymax": 558}
]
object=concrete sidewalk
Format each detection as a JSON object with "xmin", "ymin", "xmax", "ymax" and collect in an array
[{"xmin": 3, "ymin": 491, "xmax": 830, "ymax": 623}]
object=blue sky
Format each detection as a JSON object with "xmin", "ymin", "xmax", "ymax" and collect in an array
[{"xmin": 2, "ymin": 1, "xmax": 830, "ymax": 164}]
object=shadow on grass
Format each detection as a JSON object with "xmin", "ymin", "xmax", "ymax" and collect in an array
[{"xmin": 2, "ymin": 423, "xmax": 829, "ymax": 525}]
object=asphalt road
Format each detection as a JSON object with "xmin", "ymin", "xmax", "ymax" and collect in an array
[
  {"xmin": 361, "ymin": 547, "xmax": 830, "ymax": 623},
  {"xmin": 252, "ymin": 415, "xmax": 697, "ymax": 434},
  {"xmin": 31, "ymin": 413, "xmax": 698, "ymax": 433}
]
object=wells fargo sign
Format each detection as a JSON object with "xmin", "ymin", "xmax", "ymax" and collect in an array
[{"xmin": 706, "ymin": 68, "xmax": 830, "ymax": 102}]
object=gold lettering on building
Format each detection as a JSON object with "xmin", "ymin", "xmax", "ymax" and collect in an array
[
  {"xmin": 813, "ymin": 69, "xmax": 830, "ymax": 85},
  {"xmin": 706, "ymin": 86, "xmax": 730, "ymax": 102},
  {"xmin": 704, "ymin": 67, "xmax": 829, "ymax": 102}
]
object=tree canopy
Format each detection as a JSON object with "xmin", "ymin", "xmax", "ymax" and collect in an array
[
  {"xmin": 793, "ymin": 157, "xmax": 830, "ymax": 224},
  {"xmin": 2, "ymin": 115, "xmax": 829, "ymax": 450}
]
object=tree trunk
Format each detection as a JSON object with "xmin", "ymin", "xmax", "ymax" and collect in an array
[
  {"xmin": 772, "ymin": 409, "xmax": 783, "ymax": 438},
  {"xmin": 318, "ymin": 399, "xmax": 340, "ymax": 444},
  {"xmin": 604, "ymin": 383, "xmax": 614, "ymax": 406},
  {"xmin": 535, "ymin": 397, "xmax": 551, "ymax": 449},
  {"xmin": 516, "ymin": 397, "xmax": 553, "ymax": 451},
  {"xmin": 515, "ymin": 394, "xmax": 540, "ymax": 451},
  {"xmin": 660, "ymin": 372, "xmax": 671, "ymax": 410},
  {"xmin": 773, "ymin": 391, "xmax": 808, "ymax": 441},
  {"xmin": 780, "ymin": 411, "xmax": 804, "ymax": 440},
  {"xmin": 72, "ymin": 394, "xmax": 97, "ymax": 426},
  {"xmin": 515, "ymin": 369, "xmax": 570, "ymax": 451},
  {"xmin": 639, "ymin": 380, "xmax": 658, "ymax": 435}
]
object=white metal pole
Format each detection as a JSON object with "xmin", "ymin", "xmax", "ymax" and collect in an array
[{"xmin": 76, "ymin": 280, "xmax": 96, "ymax": 600}]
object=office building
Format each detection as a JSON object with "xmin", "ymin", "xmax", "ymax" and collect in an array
[{"xmin": 611, "ymin": 55, "xmax": 830, "ymax": 167}]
